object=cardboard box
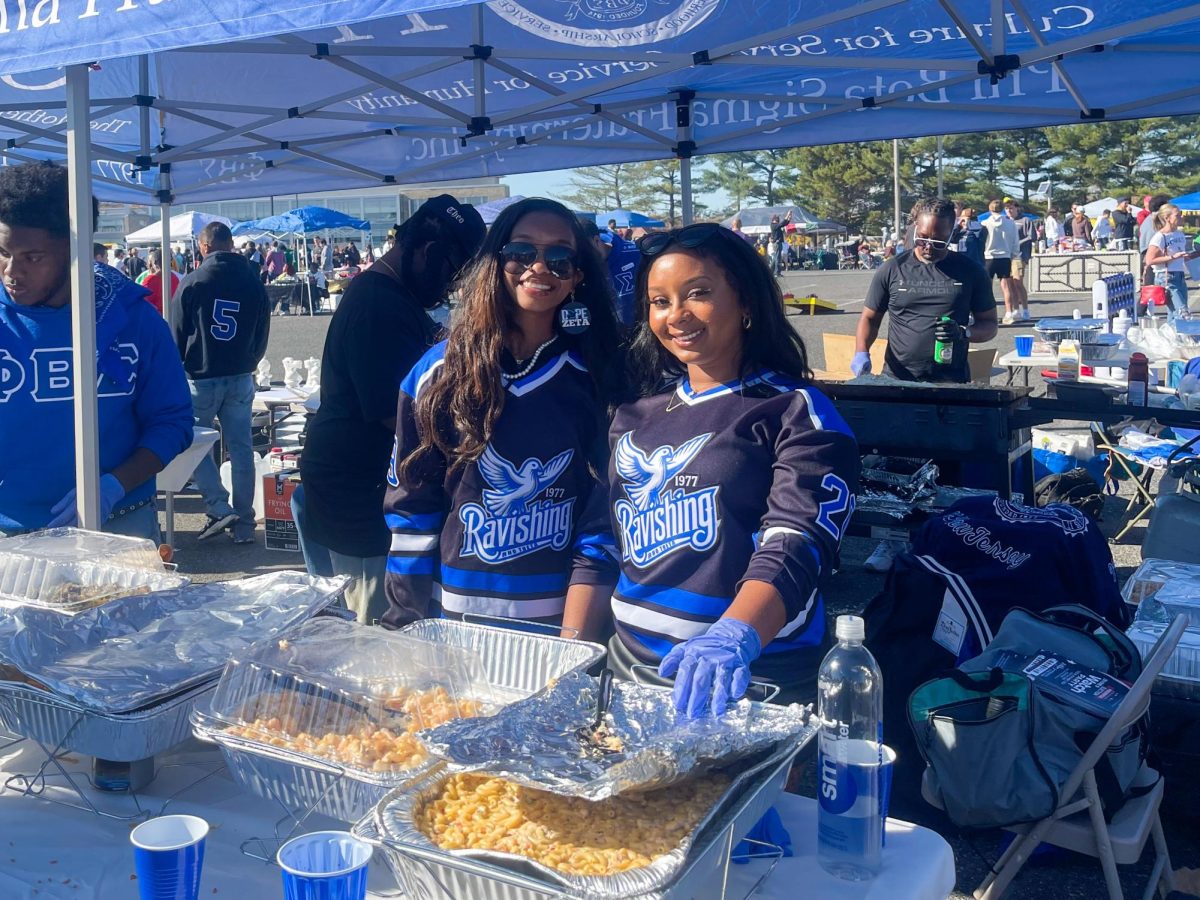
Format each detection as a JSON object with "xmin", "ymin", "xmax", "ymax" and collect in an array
[{"xmin": 263, "ymin": 469, "xmax": 301, "ymax": 552}]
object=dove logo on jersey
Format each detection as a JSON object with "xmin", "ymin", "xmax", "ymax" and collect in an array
[
  {"xmin": 459, "ymin": 444, "xmax": 576, "ymax": 564},
  {"xmin": 992, "ymin": 498, "xmax": 1090, "ymax": 536},
  {"xmin": 613, "ymin": 431, "xmax": 719, "ymax": 567}
]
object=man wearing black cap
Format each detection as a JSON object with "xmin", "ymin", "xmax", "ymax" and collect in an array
[{"xmin": 298, "ymin": 195, "xmax": 485, "ymax": 624}]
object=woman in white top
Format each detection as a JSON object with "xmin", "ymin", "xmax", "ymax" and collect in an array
[
  {"xmin": 1145, "ymin": 203, "xmax": 1191, "ymax": 315},
  {"xmin": 1043, "ymin": 207, "xmax": 1061, "ymax": 249}
]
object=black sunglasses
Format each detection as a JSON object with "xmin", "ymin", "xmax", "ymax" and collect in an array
[
  {"xmin": 499, "ymin": 242, "xmax": 577, "ymax": 280},
  {"xmin": 636, "ymin": 223, "xmax": 723, "ymax": 257}
]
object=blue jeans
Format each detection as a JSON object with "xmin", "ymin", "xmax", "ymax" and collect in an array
[
  {"xmin": 189, "ymin": 374, "xmax": 256, "ymax": 523},
  {"xmin": 290, "ymin": 483, "xmax": 334, "ymax": 577},
  {"xmin": 1158, "ymin": 269, "xmax": 1190, "ymax": 315}
]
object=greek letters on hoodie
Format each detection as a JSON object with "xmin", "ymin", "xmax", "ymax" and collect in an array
[{"xmin": 0, "ymin": 263, "xmax": 193, "ymax": 529}]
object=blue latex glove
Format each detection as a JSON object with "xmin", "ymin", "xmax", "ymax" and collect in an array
[
  {"xmin": 732, "ymin": 807, "xmax": 793, "ymax": 864},
  {"xmin": 850, "ymin": 351, "xmax": 872, "ymax": 376},
  {"xmin": 47, "ymin": 473, "xmax": 125, "ymax": 528},
  {"xmin": 659, "ymin": 618, "xmax": 761, "ymax": 719}
]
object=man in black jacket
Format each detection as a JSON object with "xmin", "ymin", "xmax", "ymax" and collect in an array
[
  {"xmin": 298, "ymin": 195, "xmax": 484, "ymax": 624},
  {"xmin": 1111, "ymin": 197, "xmax": 1136, "ymax": 251},
  {"xmin": 170, "ymin": 221, "xmax": 270, "ymax": 543}
]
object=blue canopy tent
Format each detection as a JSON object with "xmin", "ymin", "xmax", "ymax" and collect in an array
[
  {"xmin": 1173, "ymin": 191, "xmax": 1200, "ymax": 212},
  {"xmin": 232, "ymin": 206, "xmax": 371, "ymax": 236},
  {"xmin": 4, "ymin": 0, "xmax": 1200, "ymax": 527},
  {"xmin": 601, "ymin": 209, "xmax": 667, "ymax": 229}
]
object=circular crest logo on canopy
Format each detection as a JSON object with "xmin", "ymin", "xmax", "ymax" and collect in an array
[{"xmin": 489, "ymin": 0, "xmax": 720, "ymax": 46}]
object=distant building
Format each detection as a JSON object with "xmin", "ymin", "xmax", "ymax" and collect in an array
[{"xmin": 97, "ymin": 177, "xmax": 508, "ymax": 246}]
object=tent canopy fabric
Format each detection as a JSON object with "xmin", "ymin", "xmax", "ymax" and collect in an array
[
  {"xmin": 124, "ymin": 211, "xmax": 232, "ymax": 244},
  {"xmin": 600, "ymin": 210, "xmax": 666, "ymax": 229},
  {"xmin": 476, "ymin": 195, "xmax": 525, "ymax": 225},
  {"xmin": 1082, "ymin": 197, "xmax": 1122, "ymax": 218},
  {"xmin": 1172, "ymin": 191, "xmax": 1200, "ymax": 212},
  {"xmin": 723, "ymin": 205, "xmax": 847, "ymax": 236},
  {"xmin": 0, "ymin": 1, "xmax": 1198, "ymax": 204},
  {"xmin": 231, "ymin": 206, "xmax": 371, "ymax": 236}
]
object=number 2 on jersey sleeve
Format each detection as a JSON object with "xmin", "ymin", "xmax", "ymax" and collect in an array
[
  {"xmin": 210, "ymin": 299, "xmax": 241, "ymax": 342},
  {"xmin": 815, "ymin": 473, "xmax": 854, "ymax": 540}
]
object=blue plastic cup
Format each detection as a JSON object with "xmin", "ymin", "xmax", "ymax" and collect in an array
[
  {"xmin": 130, "ymin": 814, "xmax": 209, "ymax": 900},
  {"xmin": 1015, "ymin": 335, "xmax": 1034, "ymax": 357},
  {"xmin": 278, "ymin": 831, "xmax": 372, "ymax": 900}
]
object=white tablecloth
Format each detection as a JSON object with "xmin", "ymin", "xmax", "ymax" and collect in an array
[{"xmin": 0, "ymin": 742, "xmax": 954, "ymax": 900}]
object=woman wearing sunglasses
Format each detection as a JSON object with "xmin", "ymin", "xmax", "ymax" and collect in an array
[
  {"xmin": 566, "ymin": 223, "xmax": 860, "ymax": 716},
  {"xmin": 381, "ymin": 198, "xmax": 621, "ymax": 629}
]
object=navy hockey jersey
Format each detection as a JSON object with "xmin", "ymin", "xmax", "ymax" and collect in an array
[
  {"xmin": 382, "ymin": 340, "xmax": 608, "ymax": 629},
  {"xmin": 572, "ymin": 372, "xmax": 860, "ymax": 667}
]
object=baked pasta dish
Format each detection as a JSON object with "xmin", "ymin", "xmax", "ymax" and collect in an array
[{"xmin": 416, "ymin": 772, "xmax": 730, "ymax": 875}]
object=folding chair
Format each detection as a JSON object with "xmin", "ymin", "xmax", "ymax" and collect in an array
[
  {"xmin": 1093, "ymin": 424, "xmax": 1200, "ymax": 541},
  {"xmin": 965, "ymin": 615, "xmax": 1187, "ymax": 900}
]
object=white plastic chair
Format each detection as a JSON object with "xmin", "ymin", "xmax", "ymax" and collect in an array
[{"xmin": 925, "ymin": 614, "xmax": 1187, "ymax": 900}]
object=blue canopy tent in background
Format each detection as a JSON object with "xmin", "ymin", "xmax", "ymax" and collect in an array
[
  {"xmin": 231, "ymin": 206, "xmax": 371, "ymax": 237},
  {"xmin": 3, "ymin": 0, "xmax": 1200, "ymax": 524},
  {"xmin": 1172, "ymin": 191, "xmax": 1200, "ymax": 212},
  {"xmin": 600, "ymin": 209, "xmax": 667, "ymax": 229}
]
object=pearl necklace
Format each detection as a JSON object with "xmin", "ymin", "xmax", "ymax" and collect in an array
[{"xmin": 502, "ymin": 338, "xmax": 557, "ymax": 384}]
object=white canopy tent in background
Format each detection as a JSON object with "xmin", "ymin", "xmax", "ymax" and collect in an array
[
  {"xmin": 1081, "ymin": 197, "xmax": 1123, "ymax": 219},
  {"xmin": 2, "ymin": 0, "xmax": 1200, "ymax": 523},
  {"xmin": 123, "ymin": 211, "xmax": 233, "ymax": 245}
]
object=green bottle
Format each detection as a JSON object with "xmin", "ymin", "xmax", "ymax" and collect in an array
[{"xmin": 933, "ymin": 316, "xmax": 954, "ymax": 365}]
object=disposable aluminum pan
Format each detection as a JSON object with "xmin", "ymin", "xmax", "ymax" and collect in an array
[
  {"xmin": 359, "ymin": 736, "xmax": 808, "ymax": 900},
  {"xmin": 193, "ymin": 719, "xmax": 396, "ymax": 823},
  {"xmin": 0, "ymin": 680, "xmax": 214, "ymax": 762},
  {"xmin": 192, "ymin": 621, "xmax": 605, "ymax": 822},
  {"xmin": 396, "ymin": 619, "xmax": 605, "ymax": 695}
]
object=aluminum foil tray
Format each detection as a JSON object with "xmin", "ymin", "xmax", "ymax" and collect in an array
[
  {"xmin": 396, "ymin": 618, "xmax": 605, "ymax": 696},
  {"xmin": 195, "ymin": 723, "xmax": 394, "ymax": 823},
  {"xmin": 0, "ymin": 680, "xmax": 214, "ymax": 761},
  {"xmin": 359, "ymin": 737, "xmax": 807, "ymax": 900},
  {"xmin": 418, "ymin": 671, "xmax": 811, "ymax": 800},
  {"xmin": 193, "ymin": 620, "xmax": 604, "ymax": 820},
  {"xmin": 0, "ymin": 572, "xmax": 349, "ymax": 713}
]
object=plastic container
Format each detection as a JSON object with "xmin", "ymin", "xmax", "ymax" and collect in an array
[
  {"xmin": 201, "ymin": 618, "xmax": 497, "ymax": 781},
  {"xmin": 219, "ymin": 451, "xmax": 268, "ymax": 521},
  {"xmin": 0, "ymin": 528, "xmax": 185, "ymax": 614},
  {"xmin": 1128, "ymin": 352, "xmax": 1150, "ymax": 406},
  {"xmin": 817, "ymin": 615, "xmax": 885, "ymax": 881}
]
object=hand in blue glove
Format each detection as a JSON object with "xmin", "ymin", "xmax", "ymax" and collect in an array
[
  {"xmin": 47, "ymin": 473, "xmax": 126, "ymax": 528},
  {"xmin": 850, "ymin": 351, "xmax": 872, "ymax": 376},
  {"xmin": 658, "ymin": 618, "xmax": 761, "ymax": 719}
]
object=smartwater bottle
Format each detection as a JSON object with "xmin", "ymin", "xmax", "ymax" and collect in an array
[{"xmin": 817, "ymin": 615, "xmax": 885, "ymax": 881}]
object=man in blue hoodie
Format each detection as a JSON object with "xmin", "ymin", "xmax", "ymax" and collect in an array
[{"xmin": 0, "ymin": 162, "xmax": 193, "ymax": 540}]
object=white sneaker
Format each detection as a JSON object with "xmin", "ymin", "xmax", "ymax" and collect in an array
[
  {"xmin": 864, "ymin": 540, "xmax": 904, "ymax": 573},
  {"xmin": 1002, "ymin": 312, "xmax": 1016, "ymax": 326},
  {"xmin": 1021, "ymin": 308, "xmax": 1031, "ymax": 321}
]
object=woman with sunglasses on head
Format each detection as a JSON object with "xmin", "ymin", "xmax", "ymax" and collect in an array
[
  {"xmin": 381, "ymin": 198, "xmax": 621, "ymax": 630},
  {"xmin": 565, "ymin": 223, "xmax": 860, "ymax": 717}
]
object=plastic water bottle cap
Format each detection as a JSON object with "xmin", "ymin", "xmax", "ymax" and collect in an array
[{"xmin": 835, "ymin": 615, "xmax": 865, "ymax": 642}]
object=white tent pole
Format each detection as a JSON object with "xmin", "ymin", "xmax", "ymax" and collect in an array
[
  {"xmin": 159, "ymin": 174, "xmax": 175, "ymax": 548},
  {"xmin": 937, "ymin": 135, "xmax": 944, "ymax": 199},
  {"xmin": 67, "ymin": 64, "xmax": 101, "ymax": 529},
  {"xmin": 680, "ymin": 160, "xmax": 694, "ymax": 227}
]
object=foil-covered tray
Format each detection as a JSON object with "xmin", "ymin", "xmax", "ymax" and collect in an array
[
  {"xmin": 362, "ymin": 736, "xmax": 808, "ymax": 900},
  {"xmin": 418, "ymin": 671, "xmax": 811, "ymax": 800},
  {"xmin": 0, "ymin": 680, "xmax": 214, "ymax": 761},
  {"xmin": 0, "ymin": 572, "xmax": 349, "ymax": 713},
  {"xmin": 193, "ymin": 620, "xmax": 603, "ymax": 822}
]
